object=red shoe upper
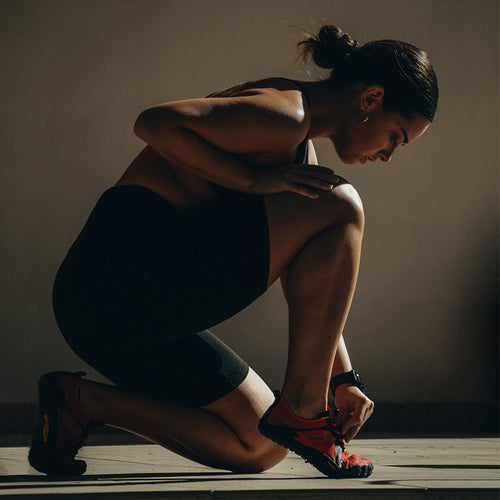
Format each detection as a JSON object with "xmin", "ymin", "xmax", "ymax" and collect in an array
[{"xmin": 266, "ymin": 395, "xmax": 345, "ymax": 468}]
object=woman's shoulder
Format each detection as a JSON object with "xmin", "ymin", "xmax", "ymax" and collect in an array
[
  {"xmin": 211, "ymin": 77, "xmax": 305, "ymax": 93},
  {"xmin": 209, "ymin": 77, "xmax": 309, "ymax": 109},
  {"xmin": 207, "ymin": 77, "xmax": 310, "ymax": 129}
]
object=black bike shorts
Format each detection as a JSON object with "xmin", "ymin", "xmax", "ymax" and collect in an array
[{"xmin": 52, "ymin": 184, "xmax": 270, "ymax": 407}]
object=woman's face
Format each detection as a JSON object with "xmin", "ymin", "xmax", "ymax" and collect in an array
[{"xmin": 333, "ymin": 90, "xmax": 431, "ymax": 165}]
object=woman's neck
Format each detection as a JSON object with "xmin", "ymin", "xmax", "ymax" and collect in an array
[{"xmin": 300, "ymin": 79, "xmax": 357, "ymax": 140}]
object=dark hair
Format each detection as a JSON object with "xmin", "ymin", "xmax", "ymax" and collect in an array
[{"xmin": 298, "ymin": 25, "xmax": 439, "ymax": 121}]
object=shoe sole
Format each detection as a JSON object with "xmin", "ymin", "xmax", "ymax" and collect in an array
[
  {"xmin": 259, "ymin": 408, "xmax": 373, "ymax": 479},
  {"xmin": 28, "ymin": 372, "xmax": 87, "ymax": 476}
]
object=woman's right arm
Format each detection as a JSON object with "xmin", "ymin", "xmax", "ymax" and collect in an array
[{"xmin": 134, "ymin": 93, "xmax": 338, "ymax": 198}]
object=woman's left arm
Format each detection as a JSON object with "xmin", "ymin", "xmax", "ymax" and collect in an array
[{"xmin": 307, "ymin": 140, "xmax": 374, "ymax": 443}]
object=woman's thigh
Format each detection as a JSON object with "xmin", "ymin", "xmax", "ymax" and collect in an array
[
  {"xmin": 264, "ymin": 181, "xmax": 364, "ymax": 286},
  {"xmin": 62, "ymin": 327, "xmax": 251, "ymax": 408}
]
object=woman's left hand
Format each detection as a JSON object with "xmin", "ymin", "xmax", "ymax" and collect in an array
[{"xmin": 334, "ymin": 385, "xmax": 374, "ymax": 443}]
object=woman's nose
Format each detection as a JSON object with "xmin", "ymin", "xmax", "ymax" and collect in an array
[
  {"xmin": 379, "ymin": 145, "xmax": 396, "ymax": 163},
  {"xmin": 378, "ymin": 152, "xmax": 393, "ymax": 163}
]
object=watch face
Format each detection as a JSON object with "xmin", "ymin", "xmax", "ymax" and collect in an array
[{"xmin": 332, "ymin": 370, "xmax": 364, "ymax": 393}]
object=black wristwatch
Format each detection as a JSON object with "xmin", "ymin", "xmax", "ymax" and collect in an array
[{"xmin": 330, "ymin": 369, "xmax": 365, "ymax": 394}]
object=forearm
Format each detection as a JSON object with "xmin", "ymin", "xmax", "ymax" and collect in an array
[
  {"xmin": 331, "ymin": 335, "xmax": 353, "ymax": 378},
  {"xmin": 134, "ymin": 108, "xmax": 256, "ymax": 192}
]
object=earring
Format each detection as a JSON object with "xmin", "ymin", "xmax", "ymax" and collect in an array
[{"xmin": 362, "ymin": 113, "xmax": 370, "ymax": 123}]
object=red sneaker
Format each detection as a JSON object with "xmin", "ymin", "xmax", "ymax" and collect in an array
[
  {"xmin": 258, "ymin": 391, "xmax": 373, "ymax": 478},
  {"xmin": 28, "ymin": 371, "xmax": 96, "ymax": 475}
]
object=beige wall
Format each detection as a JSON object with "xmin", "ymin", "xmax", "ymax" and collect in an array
[{"xmin": 1, "ymin": 0, "xmax": 498, "ymax": 407}]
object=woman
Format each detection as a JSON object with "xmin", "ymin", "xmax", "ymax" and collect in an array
[{"xmin": 29, "ymin": 25, "xmax": 438, "ymax": 479}]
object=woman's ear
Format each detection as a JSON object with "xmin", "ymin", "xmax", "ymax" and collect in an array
[{"xmin": 359, "ymin": 85, "xmax": 385, "ymax": 112}]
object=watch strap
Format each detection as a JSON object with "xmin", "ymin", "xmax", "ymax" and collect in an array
[{"xmin": 331, "ymin": 369, "xmax": 365, "ymax": 394}]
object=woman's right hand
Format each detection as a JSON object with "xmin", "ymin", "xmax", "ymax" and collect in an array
[{"xmin": 250, "ymin": 163, "xmax": 341, "ymax": 199}]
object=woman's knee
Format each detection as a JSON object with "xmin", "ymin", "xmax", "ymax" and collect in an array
[
  {"xmin": 264, "ymin": 179, "xmax": 365, "ymax": 285},
  {"xmin": 203, "ymin": 368, "xmax": 288, "ymax": 473},
  {"xmin": 322, "ymin": 180, "xmax": 365, "ymax": 230},
  {"xmin": 230, "ymin": 441, "xmax": 288, "ymax": 473}
]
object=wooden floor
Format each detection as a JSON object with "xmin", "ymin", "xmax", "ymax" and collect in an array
[{"xmin": 0, "ymin": 434, "xmax": 498, "ymax": 499}]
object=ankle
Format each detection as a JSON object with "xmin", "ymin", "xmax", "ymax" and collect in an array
[{"xmin": 281, "ymin": 391, "xmax": 328, "ymax": 419}]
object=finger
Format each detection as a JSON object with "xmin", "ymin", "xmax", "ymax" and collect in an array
[
  {"xmin": 292, "ymin": 169, "xmax": 341, "ymax": 186},
  {"xmin": 287, "ymin": 183, "xmax": 321, "ymax": 199},
  {"xmin": 303, "ymin": 164, "xmax": 336, "ymax": 175},
  {"xmin": 344, "ymin": 425, "xmax": 360, "ymax": 443},
  {"xmin": 341, "ymin": 415, "xmax": 361, "ymax": 443},
  {"xmin": 356, "ymin": 398, "xmax": 374, "ymax": 422},
  {"xmin": 362, "ymin": 400, "xmax": 375, "ymax": 422},
  {"xmin": 298, "ymin": 167, "xmax": 340, "ymax": 183},
  {"xmin": 293, "ymin": 175, "xmax": 336, "ymax": 191},
  {"xmin": 343, "ymin": 401, "xmax": 374, "ymax": 442}
]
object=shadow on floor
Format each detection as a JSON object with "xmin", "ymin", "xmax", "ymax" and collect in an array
[
  {"xmin": 391, "ymin": 464, "xmax": 500, "ymax": 469},
  {"xmin": 0, "ymin": 471, "xmax": 328, "ymax": 492}
]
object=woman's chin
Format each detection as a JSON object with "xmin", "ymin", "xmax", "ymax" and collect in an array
[
  {"xmin": 341, "ymin": 157, "xmax": 361, "ymax": 165},
  {"xmin": 334, "ymin": 146, "xmax": 363, "ymax": 165}
]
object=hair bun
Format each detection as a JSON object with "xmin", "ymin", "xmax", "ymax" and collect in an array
[{"xmin": 299, "ymin": 25, "xmax": 358, "ymax": 70}]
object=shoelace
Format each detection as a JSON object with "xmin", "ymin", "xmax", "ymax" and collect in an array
[
  {"xmin": 325, "ymin": 417, "xmax": 346, "ymax": 451},
  {"xmin": 310, "ymin": 408, "xmax": 346, "ymax": 449}
]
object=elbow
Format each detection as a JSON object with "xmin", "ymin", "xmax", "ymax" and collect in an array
[
  {"xmin": 133, "ymin": 106, "xmax": 177, "ymax": 143},
  {"xmin": 133, "ymin": 108, "xmax": 156, "ymax": 141},
  {"xmin": 133, "ymin": 110, "xmax": 145, "ymax": 139}
]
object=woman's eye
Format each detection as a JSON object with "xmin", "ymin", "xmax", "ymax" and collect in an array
[{"xmin": 391, "ymin": 135, "xmax": 405, "ymax": 147}]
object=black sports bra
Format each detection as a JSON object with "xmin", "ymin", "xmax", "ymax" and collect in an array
[
  {"xmin": 206, "ymin": 78, "xmax": 309, "ymax": 165},
  {"xmin": 294, "ymin": 134, "xmax": 309, "ymax": 165}
]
